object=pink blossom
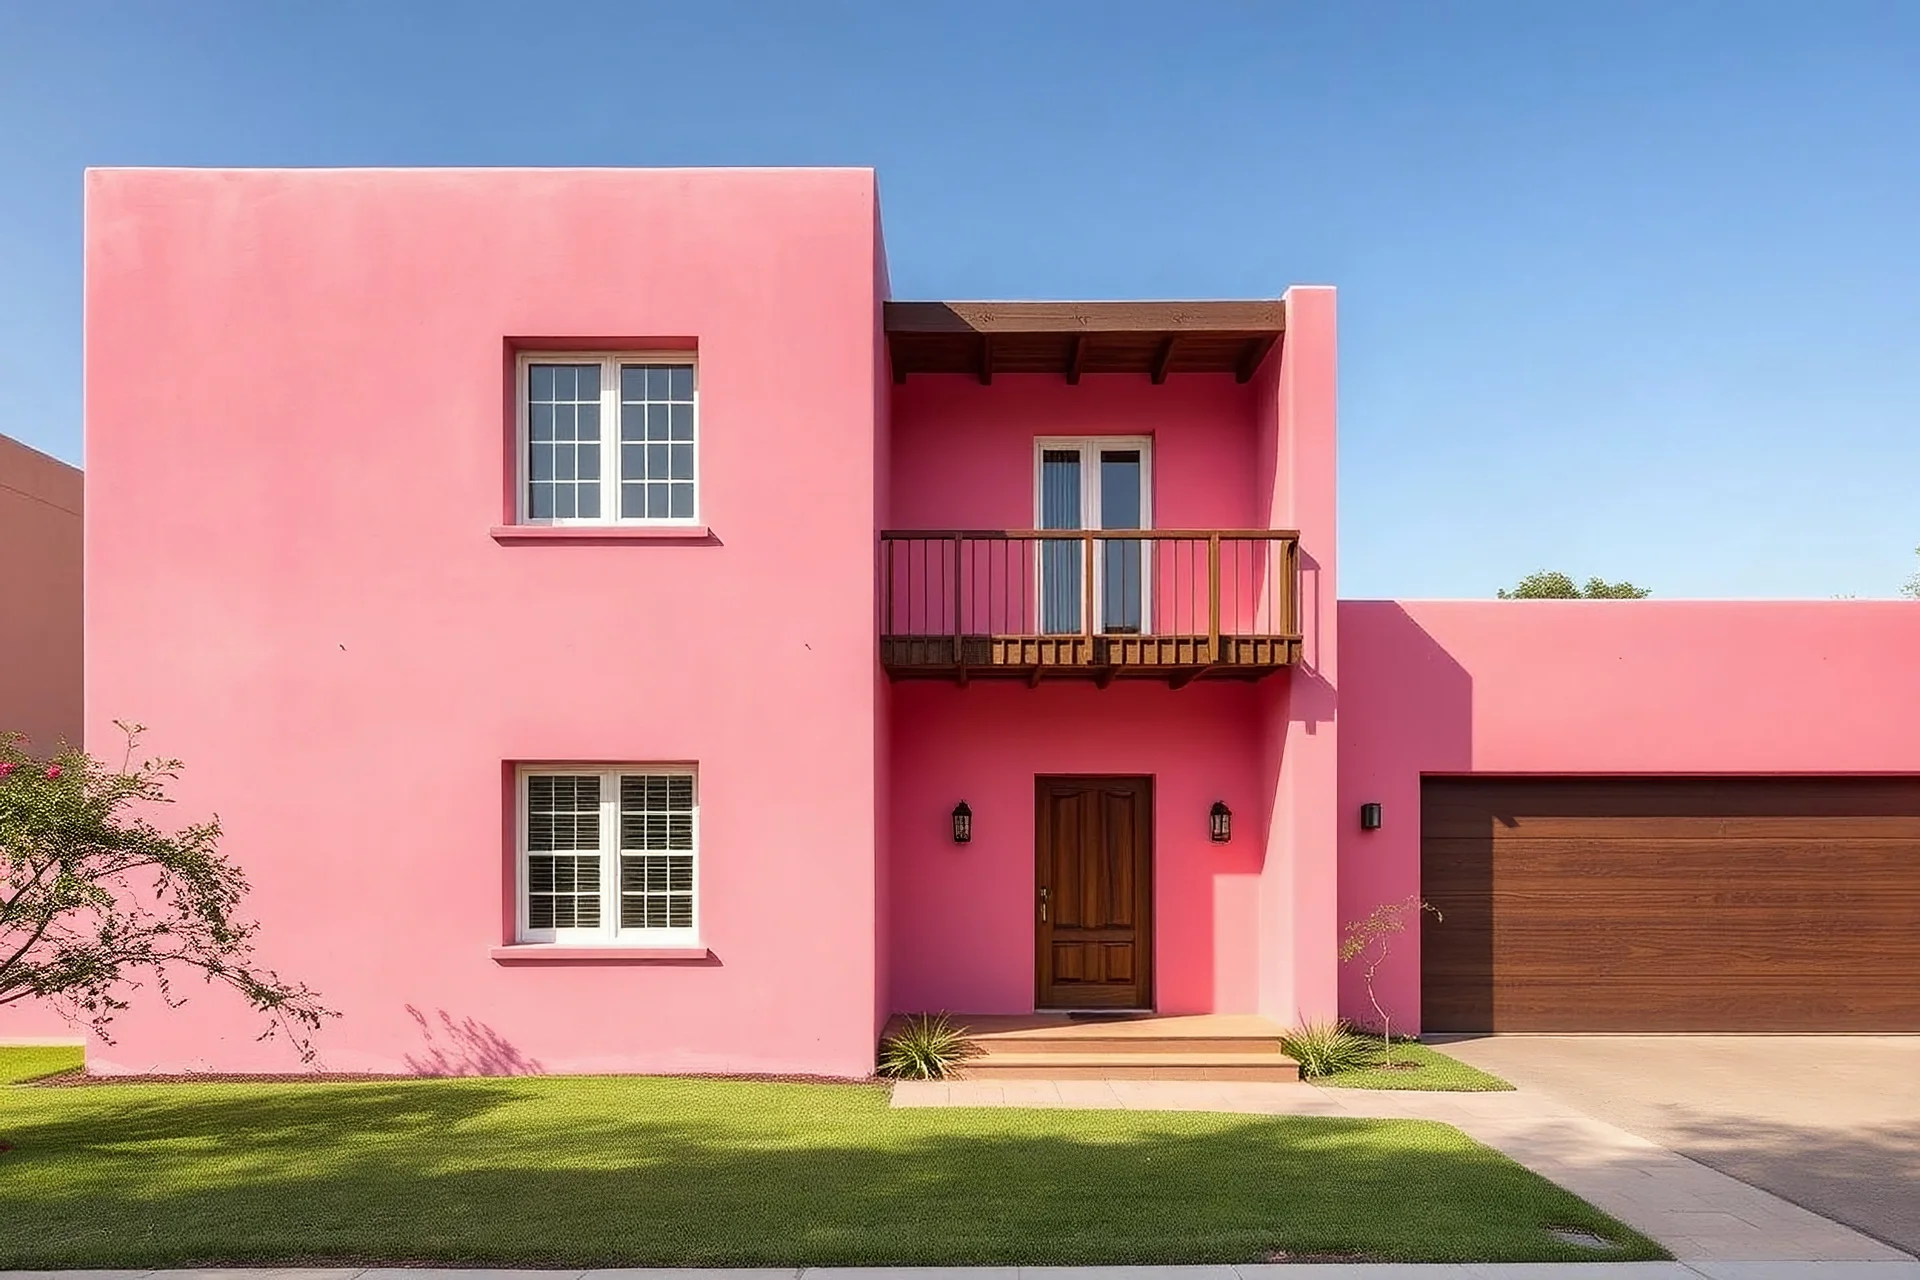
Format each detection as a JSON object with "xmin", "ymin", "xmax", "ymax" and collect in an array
[
  {"xmin": 44, "ymin": 764, "xmax": 61, "ymax": 780},
  {"xmin": 0, "ymin": 762, "xmax": 15, "ymax": 779}
]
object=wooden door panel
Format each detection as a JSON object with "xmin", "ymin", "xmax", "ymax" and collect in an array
[
  {"xmin": 1036, "ymin": 775, "xmax": 1153, "ymax": 1009},
  {"xmin": 1421, "ymin": 777, "xmax": 1920, "ymax": 1032}
]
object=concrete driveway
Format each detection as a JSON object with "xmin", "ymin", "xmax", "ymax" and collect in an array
[{"xmin": 1434, "ymin": 1035, "xmax": 1920, "ymax": 1257}]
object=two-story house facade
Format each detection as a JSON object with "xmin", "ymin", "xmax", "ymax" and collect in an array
[{"xmin": 33, "ymin": 166, "xmax": 1920, "ymax": 1074}]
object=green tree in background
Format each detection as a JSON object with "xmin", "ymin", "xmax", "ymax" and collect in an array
[
  {"xmin": 1498, "ymin": 571, "xmax": 1652, "ymax": 599},
  {"xmin": 1902, "ymin": 546, "xmax": 1920, "ymax": 600}
]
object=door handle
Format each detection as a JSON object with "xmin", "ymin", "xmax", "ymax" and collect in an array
[{"xmin": 1039, "ymin": 885, "xmax": 1049, "ymax": 922}]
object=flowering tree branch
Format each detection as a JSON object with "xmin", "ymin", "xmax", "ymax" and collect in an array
[{"xmin": 0, "ymin": 722, "xmax": 334, "ymax": 1060}]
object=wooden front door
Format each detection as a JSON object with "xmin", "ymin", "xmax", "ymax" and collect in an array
[{"xmin": 1035, "ymin": 775, "xmax": 1154, "ymax": 1009}]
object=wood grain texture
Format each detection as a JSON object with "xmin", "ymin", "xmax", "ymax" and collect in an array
[
  {"xmin": 1420, "ymin": 777, "xmax": 1920, "ymax": 1032},
  {"xmin": 1036, "ymin": 775, "xmax": 1154, "ymax": 1009}
]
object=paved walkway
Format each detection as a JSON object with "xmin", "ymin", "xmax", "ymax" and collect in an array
[
  {"xmin": 2, "ymin": 1264, "xmax": 1916, "ymax": 1279},
  {"xmin": 891, "ymin": 1080, "xmax": 1915, "ymax": 1264},
  {"xmin": 1433, "ymin": 1035, "xmax": 1920, "ymax": 1256}
]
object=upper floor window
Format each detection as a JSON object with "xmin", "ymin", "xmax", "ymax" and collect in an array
[{"xmin": 516, "ymin": 354, "xmax": 697, "ymax": 525}]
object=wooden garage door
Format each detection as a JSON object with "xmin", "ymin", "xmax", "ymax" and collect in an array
[{"xmin": 1421, "ymin": 778, "xmax": 1920, "ymax": 1032}]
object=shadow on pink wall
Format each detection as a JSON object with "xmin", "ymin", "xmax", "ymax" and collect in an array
[
  {"xmin": 1337, "ymin": 603, "xmax": 1471, "ymax": 1031},
  {"xmin": 402, "ymin": 1005, "xmax": 545, "ymax": 1077}
]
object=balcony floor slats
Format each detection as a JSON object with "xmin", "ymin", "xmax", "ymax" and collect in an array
[{"xmin": 881, "ymin": 633, "xmax": 1301, "ymax": 683}]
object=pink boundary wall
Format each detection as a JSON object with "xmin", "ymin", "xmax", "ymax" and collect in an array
[
  {"xmin": 0, "ymin": 435, "xmax": 82, "ymax": 756},
  {"xmin": 1337, "ymin": 599, "xmax": 1920, "ymax": 1033},
  {"xmin": 79, "ymin": 168, "xmax": 886, "ymax": 1074},
  {"xmin": 0, "ymin": 434, "xmax": 84, "ymax": 1041}
]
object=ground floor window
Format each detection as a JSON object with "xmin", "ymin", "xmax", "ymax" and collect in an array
[{"xmin": 517, "ymin": 766, "xmax": 697, "ymax": 944}]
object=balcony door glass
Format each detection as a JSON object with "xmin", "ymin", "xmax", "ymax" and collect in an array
[
  {"xmin": 1036, "ymin": 439, "xmax": 1151, "ymax": 636},
  {"xmin": 1040, "ymin": 450, "xmax": 1083, "ymax": 634},
  {"xmin": 1100, "ymin": 450, "xmax": 1144, "ymax": 633}
]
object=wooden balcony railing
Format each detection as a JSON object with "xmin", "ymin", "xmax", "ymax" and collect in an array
[{"xmin": 880, "ymin": 529, "xmax": 1302, "ymax": 685}]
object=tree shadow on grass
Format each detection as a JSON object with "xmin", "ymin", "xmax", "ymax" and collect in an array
[{"xmin": 0, "ymin": 1079, "xmax": 1666, "ymax": 1269}]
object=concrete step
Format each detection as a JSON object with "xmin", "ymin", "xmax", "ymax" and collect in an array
[
  {"xmin": 960, "ymin": 1051, "xmax": 1302, "ymax": 1082},
  {"xmin": 971, "ymin": 1033, "xmax": 1288, "ymax": 1056}
]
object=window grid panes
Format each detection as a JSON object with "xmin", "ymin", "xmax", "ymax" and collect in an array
[
  {"xmin": 618, "ymin": 364, "xmax": 697, "ymax": 521},
  {"xmin": 520, "ymin": 768, "xmax": 698, "ymax": 943},
  {"xmin": 525, "ymin": 775, "xmax": 602, "ymax": 931},
  {"xmin": 520, "ymin": 356, "xmax": 697, "ymax": 525},
  {"xmin": 619, "ymin": 774, "xmax": 696, "ymax": 930},
  {"xmin": 525, "ymin": 364, "xmax": 602, "ymax": 521}
]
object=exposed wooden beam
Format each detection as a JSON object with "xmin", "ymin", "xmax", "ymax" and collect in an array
[
  {"xmin": 885, "ymin": 299, "xmax": 1287, "ymax": 335},
  {"xmin": 1235, "ymin": 334, "xmax": 1279, "ymax": 384},
  {"xmin": 979, "ymin": 334, "xmax": 993, "ymax": 385},
  {"xmin": 1150, "ymin": 337, "xmax": 1177, "ymax": 385},
  {"xmin": 1169, "ymin": 666, "xmax": 1214, "ymax": 691},
  {"xmin": 1028, "ymin": 666, "xmax": 1045, "ymax": 689},
  {"xmin": 1065, "ymin": 334, "xmax": 1085, "ymax": 385},
  {"xmin": 1094, "ymin": 666, "xmax": 1117, "ymax": 690}
]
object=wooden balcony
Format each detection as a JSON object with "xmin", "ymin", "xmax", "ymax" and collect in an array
[{"xmin": 880, "ymin": 529, "xmax": 1301, "ymax": 686}]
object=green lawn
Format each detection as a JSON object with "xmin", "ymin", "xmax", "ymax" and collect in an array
[
  {"xmin": 1317, "ymin": 1039, "xmax": 1516, "ymax": 1092},
  {"xmin": 0, "ymin": 1042, "xmax": 83, "ymax": 1085},
  {"xmin": 0, "ymin": 1055, "xmax": 1659, "ymax": 1268}
]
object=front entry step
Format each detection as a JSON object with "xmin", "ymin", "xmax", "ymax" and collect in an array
[
  {"xmin": 884, "ymin": 1013, "xmax": 1303, "ymax": 1082},
  {"xmin": 964, "ymin": 1051, "xmax": 1300, "ymax": 1081}
]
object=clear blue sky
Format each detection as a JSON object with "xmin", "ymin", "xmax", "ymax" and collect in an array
[{"xmin": 4, "ymin": 1, "xmax": 1917, "ymax": 598}]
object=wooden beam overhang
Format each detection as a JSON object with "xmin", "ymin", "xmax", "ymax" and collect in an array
[
  {"xmin": 885, "ymin": 299, "xmax": 1285, "ymax": 383},
  {"xmin": 1150, "ymin": 336, "xmax": 1177, "ymax": 385}
]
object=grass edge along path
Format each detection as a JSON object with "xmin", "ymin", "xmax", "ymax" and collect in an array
[{"xmin": 0, "ymin": 1066, "xmax": 1662, "ymax": 1268}]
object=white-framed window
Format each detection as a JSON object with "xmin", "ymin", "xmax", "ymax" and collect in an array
[
  {"xmin": 1033, "ymin": 436, "xmax": 1154, "ymax": 635},
  {"xmin": 516, "ymin": 766, "xmax": 699, "ymax": 945},
  {"xmin": 515, "ymin": 353, "xmax": 698, "ymax": 525}
]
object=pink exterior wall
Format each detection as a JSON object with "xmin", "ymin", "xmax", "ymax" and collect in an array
[
  {"xmin": 890, "ymin": 682, "xmax": 1265, "ymax": 1013},
  {"xmin": 83, "ymin": 168, "xmax": 886, "ymax": 1075},
  {"xmin": 1254, "ymin": 288, "xmax": 1340, "ymax": 1026},
  {"xmin": 1338, "ymin": 599, "xmax": 1920, "ymax": 1033},
  {"xmin": 0, "ymin": 434, "xmax": 85, "ymax": 1042},
  {"xmin": 882, "ymin": 333, "xmax": 1340, "ymax": 1017},
  {"xmin": 871, "ymin": 209, "xmax": 895, "ymax": 1037}
]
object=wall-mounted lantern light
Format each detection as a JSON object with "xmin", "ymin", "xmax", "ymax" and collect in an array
[
  {"xmin": 951, "ymin": 801, "xmax": 973, "ymax": 844},
  {"xmin": 1209, "ymin": 801, "xmax": 1232, "ymax": 844},
  {"xmin": 1360, "ymin": 802, "xmax": 1383, "ymax": 831}
]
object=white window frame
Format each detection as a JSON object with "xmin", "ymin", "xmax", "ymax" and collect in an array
[
  {"xmin": 1032, "ymin": 436, "xmax": 1155, "ymax": 635},
  {"xmin": 514, "ymin": 352, "xmax": 701, "ymax": 527},
  {"xmin": 515, "ymin": 765, "xmax": 700, "ymax": 946}
]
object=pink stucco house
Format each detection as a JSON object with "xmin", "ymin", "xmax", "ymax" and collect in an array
[{"xmin": 10, "ymin": 166, "xmax": 1918, "ymax": 1073}]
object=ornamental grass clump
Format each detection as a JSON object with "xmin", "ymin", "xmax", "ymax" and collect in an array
[
  {"xmin": 877, "ymin": 1013, "xmax": 979, "ymax": 1079},
  {"xmin": 1280, "ymin": 1019, "xmax": 1376, "ymax": 1079},
  {"xmin": 0, "ymin": 723, "xmax": 334, "ymax": 1058}
]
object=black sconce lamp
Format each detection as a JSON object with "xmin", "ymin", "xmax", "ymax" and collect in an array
[
  {"xmin": 951, "ymin": 801, "xmax": 972, "ymax": 844},
  {"xmin": 1360, "ymin": 802, "xmax": 1383, "ymax": 831},
  {"xmin": 1209, "ymin": 801, "xmax": 1232, "ymax": 844}
]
